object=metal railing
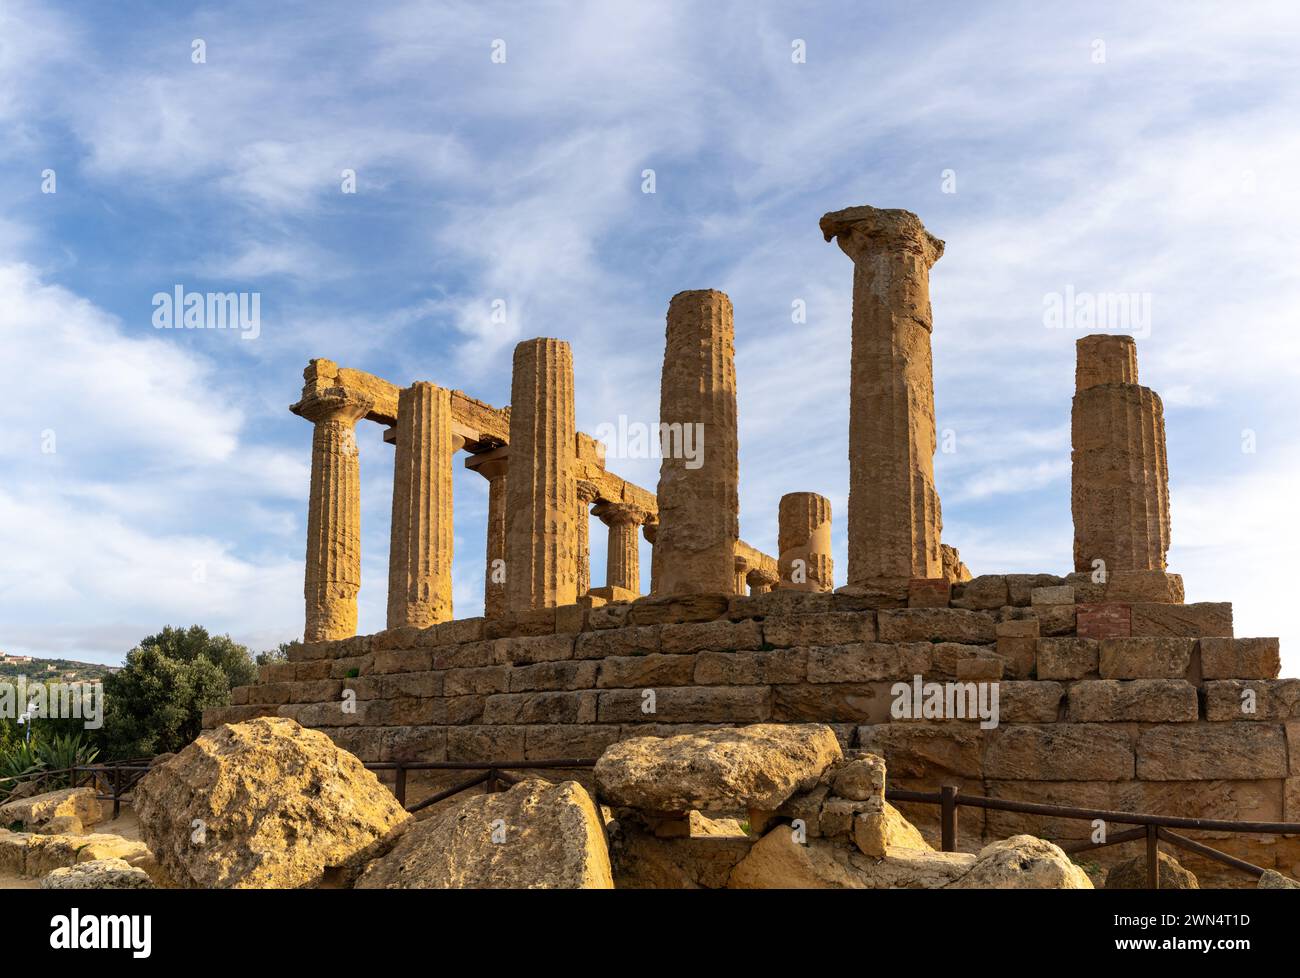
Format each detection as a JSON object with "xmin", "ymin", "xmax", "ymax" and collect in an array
[
  {"xmin": 888, "ymin": 784, "xmax": 1300, "ymax": 888},
  {"xmin": 364, "ymin": 758, "xmax": 599, "ymax": 811}
]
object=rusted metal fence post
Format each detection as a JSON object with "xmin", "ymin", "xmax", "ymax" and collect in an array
[
  {"xmin": 112, "ymin": 763, "xmax": 122, "ymax": 820},
  {"xmin": 394, "ymin": 764, "xmax": 407, "ymax": 808},
  {"xmin": 1146, "ymin": 824, "xmax": 1160, "ymax": 889},
  {"xmin": 940, "ymin": 784, "xmax": 960, "ymax": 852}
]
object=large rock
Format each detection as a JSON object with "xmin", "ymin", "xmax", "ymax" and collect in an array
[
  {"xmin": 727, "ymin": 827, "xmax": 973, "ymax": 889},
  {"xmin": 0, "ymin": 829, "xmax": 154, "ymax": 879},
  {"xmin": 0, "ymin": 786, "xmax": 101, "ymax": 834},
  {"xmin": 1258, "ymin": 869, "xmax": 1300, "ymax": 889},
  {"xmin": 356, "ymin": 779, "xmax": 612, "ymax": 889},
  {"xmin": 945, "ymin": 835, "xmax": 1093, "ymax": 889},
  {"xmin": 594, "ymin": 723, "xmax": 842, "ymax": 813},
  {"xmin": 41, "ymin": 858, "xmax": 154, "ymax": 889},
  {"xmin": 132, "ymin": 717, "xmax": 409, "ymax": 888},
  {"xmin": 1105, "ymin": 850, "xmax": 1198, "ymax": 889}
]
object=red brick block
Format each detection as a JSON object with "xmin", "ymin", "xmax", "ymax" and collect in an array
[
  {"xmin": 908, "ymin": 577, "xmax": 951, "ymax": 609},
  {"xmin": 1076, "ymin": 603, "xmax": 1131, "ymax": 641}
]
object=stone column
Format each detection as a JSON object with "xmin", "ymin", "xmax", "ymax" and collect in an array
[
  {"xmin": 505, "ymin": 338, "xmax": 577, "ymax": 611},
  {"xmin": 465, "ymin": 447, "xmax": 508, "ymax": 619},
  {"xmin": 575, "ymin": 480, "xmax": 599, "ymax": 597},
  {"xmin": 642, "ymin": 513, "xmax": 659, "ymax": 596},
  {"xmin": 386, "ymin": 383, "xmax": 460, "ymax": 629},
  {"xmin": 593, "ymin": 502, "xmax": 647, "ymax": 593},
  {"xmin": 733, "ymin": 555, "xmax": 750, "ymax": 595},
  {"xmin": 653, "ymin": 290, "xmax": 740, "ymax": 595},
  {"xmin": 298, "ymin": 387, "xmax": 374, "ymax": 641},
  {"xmin": 820, "ymin": 206, "xmax": 944, "ymax": 587},
  {"xmin": 746, "ymin": 567, "xmax": 779, "ymax": 595},
  {"xmin": 778, "ymin": 492, "xmax": 833, "ymax": 591},
  {"xmin": 1071, "ymin": 335, "xmax": 1170, "ymax": 573}
]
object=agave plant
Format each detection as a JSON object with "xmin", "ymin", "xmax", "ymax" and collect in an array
[
  {"xmin": 0, "ymin": 741, "xmax": 44, "ymax": 801},
  {"xmin": 34, "ymin": 732, "xmax": 99, "ymax": 790}
]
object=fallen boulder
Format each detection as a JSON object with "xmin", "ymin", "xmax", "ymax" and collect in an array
[
  {"xmin": 1105, "ymin": 850, "xmax": 1198, "ymax": 889},
  {"xmin": 595, "ymin": 724, "xmax": 842, "ymax": 814},
  {"xmin": 42, "ymin": 858, "xmax": 154, "ymax": 889},
  {"xmin": 0, "ymin": 786, "xmax": 101, "ymax": 834},
  {"xmin": 945, "ymin": 835, "xmax": 1093, "ymax": 889},
  {"xmin": 132, "ymin": 717, "xmax": 409, "ymax": 888},
  {"xmin": 728, "ymin": 826, "xmax": 973, "ymax": 889},
  {"xmin": 356, "ymin": 779, "xmax": 612, "ymax": 889},
  {"xmin": 1258, "ymin": 869, "xmax": 1300, "ymax": 889}
]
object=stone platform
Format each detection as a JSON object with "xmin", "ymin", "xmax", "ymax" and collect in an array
[{"xmin": 210, "ymin": 570, "xmax": 1294, "ymax": 888}]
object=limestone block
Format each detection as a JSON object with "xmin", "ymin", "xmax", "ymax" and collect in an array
[
  {"xmin": 771, "ymin": 683, "xmax": 894, "ymax": 724},
  {"xmin": 596, "ymin": 686, "xmax": 772, "ymax": 725},
  {"xmin": 908, "ymin": 578, "xmax": 951, "ymax": 609},
  {"xmin": 1200, "ymin": 637, "xmax": 1280, "ymax": 680},
  {"xmin": 946, "ymin": 835, "xmax": 1092, "ymax": 889},
  {"xmin": 1098, "ymin": 637, "xmax": 1194, "ymax": 679},
  {"xmin": 1130, "ymin": 602, "xmax": 1232, "ymax": 638},
  {"xmin": 659, "ymin": 619, "xmax": 763, "ymax": 655},
  {"xmin": 950, "ymin": 575, "xmax": 1009, "ymax": 610},
  {"xmin": 763, "ymin": 612, "xmax": 876, "ymax": 647},
  {"xmin": 727, "ymin": 828, "xmax": 974, "ymax": 889},
  {"xmin": 806, "ymin": 642, "xmax": 931, "ymax": 683},
  {"xmin": 627, "ymin": 593, "xmax": 731, "ymax": 625},
  {"xmin": 1076, "ymin": 334, "xmax": 1139, "ymax": 391},
  {"xmin": 694, "ymin": 648, "xmax": 808, "ymax": 685},
  {"xmin": 523, "ymin": 724, "xmax": 623, "ymax": 760},
  {"xmin": 1006, "ymin": 574, "xmax": 1064, "ymax": 606},
  {"xmin": 1031, "ymin": 585, "xmax": 1074, "ymax": 606},
  {"xmin": 997, "ymin": 682, "xmax": 1064, "ymax": 723},
  {"xmin": 482, "ymin": 691, "xmax": 597, "ymax": 725},
  {"xmin": 1105, "ymin": 850, "xmax": 1199, "ymax": 889},
  {"xmin": 597, "ymin": 653, "xmax": 696, "ymax": 689},
  {"xmin": 1104, "ymin": 570, "xmax": 1184, "ymax": 603},
  {"xmin": 1067, "ymin": 680, "xmax": 1199, "ymax": 722},
  {"xmin": 445, "ymin": 725, "xmax": 527, "ymax": 762},
  {"xmin": 1204, "ymin": 680, "xmax": 1300, "ymax": 721},
  {"xmin": 856, "ymin": 723, "xmax": 984, "ymax": 780},
  {"xmin": 594, "ymin": 723, "xmax": 841, "ymax": 813},
  {"xmin": 497, "ymin": 633, "xmax": 576, "ymax": 666},
  {"xmin": 983, "ymin": 724, "xmax": 1135, "ymax": 781},
  {"xmin": 1136, "ymin": 724, "xmax": 1288, "ymax": 780},
  {"xmin": 507, "ymin": 660, "xmax": 599, "ymax": 693},
  {"xmin": 996, "ymin": 618, "xmax": 1040, "ymax": 680},
  {"xmin": 876, "ymin": 608, "xmax": 997, "ymax": 644},
  {"xmin": 574, "ymin": 625, "xmax": 662, "ymax": 660},
  {"xmin": 955, "ymin": 658, "xmax": 1002, "ymax": 681}
]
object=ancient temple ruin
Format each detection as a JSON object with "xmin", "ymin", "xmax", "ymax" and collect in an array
[{"xmin": 213, "ymin": 203, "xmax": 1292, "ymax": 887}]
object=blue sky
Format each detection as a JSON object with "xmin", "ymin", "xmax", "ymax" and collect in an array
[{"xmin": 2, "ymin": 1, "xmax": 1298, "ymax": 669}]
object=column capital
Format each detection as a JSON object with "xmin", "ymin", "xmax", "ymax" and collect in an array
[
  {"xmin": 820, "ymin": 205, "xmax": 944, "ymax": 268},
  {"xmin": 746, "ymin": 567, "xmax": 779, "ymax": 590},
  {"xmin": 592, "ymin": 501, "xmax": 649, "ymax": 527},
  {"xmin": 576, "ymin": 479, "xmax": 601, "ymax": 505},
  {"xmin": 465, "ymin": 445, "xmax": 509, "ymax": 481},
  {"xmin": 293, "ymin": 386, "xmax": 374, "ymax": 426}
]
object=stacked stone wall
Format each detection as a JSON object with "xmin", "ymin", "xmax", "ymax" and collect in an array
[{"xmin": 209, "ymin": 572, "xmax": 1294, "ymax": 887}]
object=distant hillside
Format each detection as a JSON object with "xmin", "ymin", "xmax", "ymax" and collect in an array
[{"xmin": 0, "ymin": 654, "xmax": 116, "ymax": 683}]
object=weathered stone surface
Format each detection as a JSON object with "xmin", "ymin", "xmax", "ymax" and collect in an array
[
  {"xmin": 908, "ymin": 577, "xmax": 951, "ymax": 609},
  {"xmin": 832, "ymin": 755, "xmax": 887, "ymax": 801},
  {"xmin": 575, "ymin": 625, "xmax": 661, "ymax": 660},
  {"xmin": 41, "ymin": 857, "xmax": 154, "ymax": 890},
  {"xmin": 1031, "ymin": 585, "xmax": 1074, "ymax": 606},
  {"xmin": 464, "ymin": 448, "xmax": 508, "ymax": 619},
  {"xmin": 951, "ymin": 575, "xmax": 1009, "ymax": 611},
  {"xmin": 821, "ymin": 205, "xmax": 944, "ymax": 586},
  {"xmin": 998, "ymin": 682, "xmax": 1064, "ymax": 723},
  {"xmin": 695, "ymin": 649, "xmax": 806, "ymax": 685},
  {"xmin": 946, "ymin": 835, "xmax": 1093, "ymax": 889},
  {"xmin": 1130, "ymin": 602, "xmax": 1232, "ymax": 638},
  {"xmin": 1204, "ymin": 680, "xmax": 1300, "ymax": 721},
  {"xmin": 778, "ymin": 492, "xmax": 833, "ymax": 592},
  {"xmin": 653, "ymin": 290, "xmax": 739, "ymax": 596},
  {"xmin": 1067, "ymin": 680, "xmax": 1198, "ymax": 723},
  {"xmin": 1200, "ymin": 637, "xmax": 1280, "ymax": 680},
  {"xmin": 594, "ymin": 723, "xmax": 841, "ymax": 813},
  {"xmin": 659, "ymin": 619, "xmax": 763, "ymax": 655},
  {"xmin": 1105, "ymin": 850, "xmax": 1198, "ymax": 889},
  {"xmin": 1037, "ymin": 638, "xmax": 1099, "ymax": 680},
  {"xmin": 133, "ymin": 717, "xmax": 410, "ymax": 888},
  {"xmin": 1071, "ymin": 340, "xmax": 1170, "ymax": 575},
  {"xmin": 0, "ymin": 787, "xmax": 100, "ymax": 834},
  {"xmin": 728, "ymin": 827, "xmax": 973, "ymax": 889},
  {"xmin": 764, "ymin": 612, "xmax": 875, "ymax": 647},
  {"xmin": 877, "ymin": 609, "xmax": 997, "ymax": 644},
  {"xmin": 1098, "ymin": 637, "xmax": 1193, "ymax": 679},
  {"xmin": 1076, "ymin": 602, "xmax": 1132, "ymax": 640},
  {"xmin": 0, "ymin": 830, "xmax": 154, "ymax": 879},
  {"xmin": 1006, "ymin": 574, "xmax": 1064, "ymax": 606},
  {"xmin": 1137, "ymin": 724, "xmax": 1288, "ymax": 780},
  {"xmin": 806, "ymin": 642, "xmax": 930, "ymax": 683},
  {"xmin": 356, "ymin": 779, "xmax": 611, "ymax": 889},
  {"xmin": 984, "ymin": 724, "xmax": 1134, "ymax": 781},
  {"xmin": 597, "ymin": 653, "xmax": 695, "ymax": 689},
  {"xmin": 1259, "ymin": 869, "xmax": 1300, "ymax": 889},
  {"xmin": 1104, "ymin": 570, "xmax": 1184, "ymax": 603},
  {"xmin": 608, "ymin": 822, "xmax": 753, "ymax": 888},
  {"xmin": 857, "ymin": 723, "xmax": 984, "ymax": 779},
  {"xmin": 505, "ymin": 338, "xmax": 578, "ymax": 611}
]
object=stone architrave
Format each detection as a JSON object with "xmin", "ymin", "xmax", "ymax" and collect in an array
[
  {"xmin": 1071, "ymin": 334, "xmax": 1170, "ymax": 573},
  {"xmin": 297, "ymin": 386, "xmax": 374, "ymax": 641},
  {"xmin": 505, "ymin": 338, "xmax": 578, "ymax": 611},
  {"xmin": 653, "ymin": 290, "xmax": 740, "ymax": 596},
  {"xmin": 778, "ymin": 492, "xmax": 833, "ymax": 592},
  {"xmin": 387, "ymin": 383, "xmax": 461, "ymax": 629},
  {"xmin": 465, "ymin": 447, "xmax": 509, "ymax": 619},
  {"xmin": 820, "ymin": 206, "xmax": 944, "ymax": 587}
]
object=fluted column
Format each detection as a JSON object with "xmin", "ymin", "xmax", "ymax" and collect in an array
[
  {"xmin": 653, "ymin": 290, "xmax": 739, "ymax": 595},
  {"xmin": 642, "ymin": 513, "xmax": 659, "ymax": 596},
  {"xmin": 593, "ymin": 502, "xmax": 647, "ymax": 593},
  {"xmin": 575, "ymin": 480, "xmax": 599, "ymax": 597},
  {"xmin": 821, "ymin": 206, "xmax": 944, "ymax": 586},
  {"xmin": 733, "ymin": 555, "xmax": 750, "ymax": 596},
  {"xmin": 298, "ymin": 387, "xmax": 374, "ymax": 641},
  {"xmin": 465, "ymin": 447, "xmax": 508, "ymax": 619},
  {"xmin": 505, "ymin": 338, "xmax": 577, "ymax": 611},
  {"xmin": 778, "ymin": 491, "xmax": 833, "ymax": 591},
  {"xmin": 1071, "ymin": 335, "xmax": 1170, "ymax": 573},
  {"xmin": 386, "ymin": 383, "xmax": 460, "ymax": 629}
]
